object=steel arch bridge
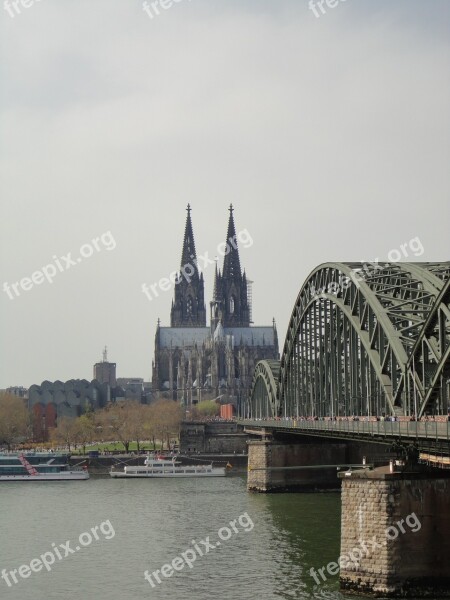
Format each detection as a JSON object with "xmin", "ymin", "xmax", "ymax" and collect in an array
[
  {"xmin": 248, "ymin": 360, "xmax": 280, "ymax": 419},
  {"xmin": 249, "ymin": 262, "xmax": 450, "ymax": 419}
]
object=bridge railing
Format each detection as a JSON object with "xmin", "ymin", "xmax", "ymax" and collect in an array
[{"xmin": 240, "ymin": 418, "xmax": 450, "ymax": 442}]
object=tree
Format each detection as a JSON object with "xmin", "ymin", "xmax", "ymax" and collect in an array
[
  {"xmin": 96, "ymin": 401, "xmax": 139, "ymax": 453},
  {"xmin": 148, "ymin": 400, "xmax": 182, "ymax": 450},
  {"xmin": 0, "ymin": 393, "xmax": 30, "ymax": 450},
  {"xmin": 128, "ymin": 404, "xmax": 151, "ymax": 453},
  {"xmin": 143, "ymin": 408, "xmax": 159, "ymax": 451},
  {"xmin": 74, "ymin": 414, "xmax": 95, "ymax": 455},
  {"xmin": 50, "ymin": 417, "xmax": 78, "ymax": 451},
  {"xmin": 195, "ymin": 400, "xmax": 220, "ymax": 417}
]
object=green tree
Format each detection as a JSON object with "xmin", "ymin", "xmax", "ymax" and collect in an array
[{"xmin": 195, "ymin": 400, "xmax": 220, "ymax": 417}]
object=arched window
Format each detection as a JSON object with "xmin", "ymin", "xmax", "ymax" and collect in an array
[{"xmin": 229, "ymin": 296, "xmax": 235, "ymax": 314}]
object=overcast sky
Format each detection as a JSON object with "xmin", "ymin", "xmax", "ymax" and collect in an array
[{"xmin": 1, "ymin": 0, "xmax": 449, "ymax": 389}]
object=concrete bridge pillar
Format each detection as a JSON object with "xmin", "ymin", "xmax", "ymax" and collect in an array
[
  {"xmin": 247, "ymin": 434, "xmax": 346, "ymax": 492},
  {"xmin": 338, "ymin": 467, "xmax": 450, "ymax": 597}
]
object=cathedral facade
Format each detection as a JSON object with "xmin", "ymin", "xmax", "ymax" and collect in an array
[{"xmin": 152, "ymin": 205, "xmax": 279, "ymax": 410}]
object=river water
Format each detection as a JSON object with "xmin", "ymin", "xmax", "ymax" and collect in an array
[{"xmin": 0, "ymin": 475, "xmax": 357, "ymax": 599}]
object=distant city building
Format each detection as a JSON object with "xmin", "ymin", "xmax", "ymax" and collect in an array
[
  {"xmin": 27, "ymin": 379, "xmax": 109, "ymax": 440},
  {"xmin": 116, "ymin": 378, "xmax": 144, "ymax": 402},
  {"xmin": 26, "ymin": 349, "xmax": 151, "ymax": 440},
  {"xmin": 93, "ymin": 346, "xmax": 116, "ymax": 386},
  {"xmin": 152, "ymin": 205, "xmax": 279, "ymax": 408},
  {"xmin": 5, "ymin": 386, "xmax": 28, "ymax": 398}
]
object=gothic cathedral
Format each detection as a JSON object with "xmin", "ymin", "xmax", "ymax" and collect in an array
[{"xmin": 152, "ymin": 205, "xmax": 279, "ymax": 410}]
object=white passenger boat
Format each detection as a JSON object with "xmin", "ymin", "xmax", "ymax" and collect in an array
[
  {"xmin": 0, "ymin": 453, "xmax": 89, "ymax": 481},
  {"xmin": 110, "ymin": 454, "xmax": 227, "ymax": 478}
]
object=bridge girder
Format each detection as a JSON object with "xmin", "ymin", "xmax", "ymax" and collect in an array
[
  {"xmin": 248, "ymin": 360, "xmax": 280, "ymax": 418},
  {"xmin": 250, "ymin": 262, "xmax": 450, "ymax": 418},
  {"xmin": 405, "ymin": 278, "xmax": 450, "ymax": 417}
]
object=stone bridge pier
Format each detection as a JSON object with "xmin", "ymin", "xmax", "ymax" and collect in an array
[
  {"xmin": 247, "ymin": 433, "xmax": 346, "ymax": 492},
  {"xmin": 338, "ymin": 466, "xmax": 450, "ymax": 597}
]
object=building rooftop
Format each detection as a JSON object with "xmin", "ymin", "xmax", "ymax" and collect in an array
[{"xmin": 159, "ymin": 326, "xmax": 275, "ymax": 348}]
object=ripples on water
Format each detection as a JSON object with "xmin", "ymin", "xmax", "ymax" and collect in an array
[{"xmin": 0, "ymin": 475, "xmax": 354, "ymax": 600}]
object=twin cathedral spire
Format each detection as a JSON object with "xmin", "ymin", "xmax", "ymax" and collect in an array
[{"xmin": 170, "ymin": 205, "xmax": 250, "ymax": 329}]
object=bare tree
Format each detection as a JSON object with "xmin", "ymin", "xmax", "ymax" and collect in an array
[
  {"xmin": 128, "ymin": 404, "xmax": 151, "ymax": 453},
  {"xmin": 96, "ymin": 401, "xmax": 138, "ymax": 453},
  {"xmin": 50, "ymin": 417, "xmax": 78, "ymax": 452},
  {"xmin": 148, "ymin": 400, "xmax": 182, "ymax": 450},
  {"xmin": 74, "ymin": 414, "xmax": 96, "ymax": 455},
  {"xmin": 0, "ymin": 393, "xmax": 30, "ymax": 450}
]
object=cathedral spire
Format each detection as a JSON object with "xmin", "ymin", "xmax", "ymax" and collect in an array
[
  {"xmin": 170, "ymin": 205, "xmax": 206, "ymax": 327},
  {"xmin": 213, "ymin": 259, "xmax": 220, "ymax": 299},
  {"xmin": 217, "ymin": 205, "xmax": 249, "ymax": 327},
  {"xmin": 222, "ymin": 204, "xmax": 241, "ymax": 279},
  {"xmin": 180, "ymin": 203, "xmax": 199, "ymax": 278}
]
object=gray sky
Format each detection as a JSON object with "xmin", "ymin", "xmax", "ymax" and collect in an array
[{"xmin": 1, "ymin": 0, "xmax": 449, "ymax": 388}]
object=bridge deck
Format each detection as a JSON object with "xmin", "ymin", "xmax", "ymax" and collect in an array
[{"xmin": 241, "ymin": 418, "xmax": 450, "ymax": 446}]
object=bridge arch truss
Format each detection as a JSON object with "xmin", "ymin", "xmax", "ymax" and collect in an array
[
  {"xmin": 248, "ymin": 360, "xmax": 280, "ymax": 418},
  {"xmin": 250, "ymin": 262, "xmax": 450, "ymax": 419}
]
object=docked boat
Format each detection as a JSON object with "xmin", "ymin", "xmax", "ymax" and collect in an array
[
  {"xmin": 110, "ymin": 453, "xmax": 227, "ymax": 478},
  {"xmin": 0, "ymin": 453, "xmax": 89, "ymax": 481}
]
